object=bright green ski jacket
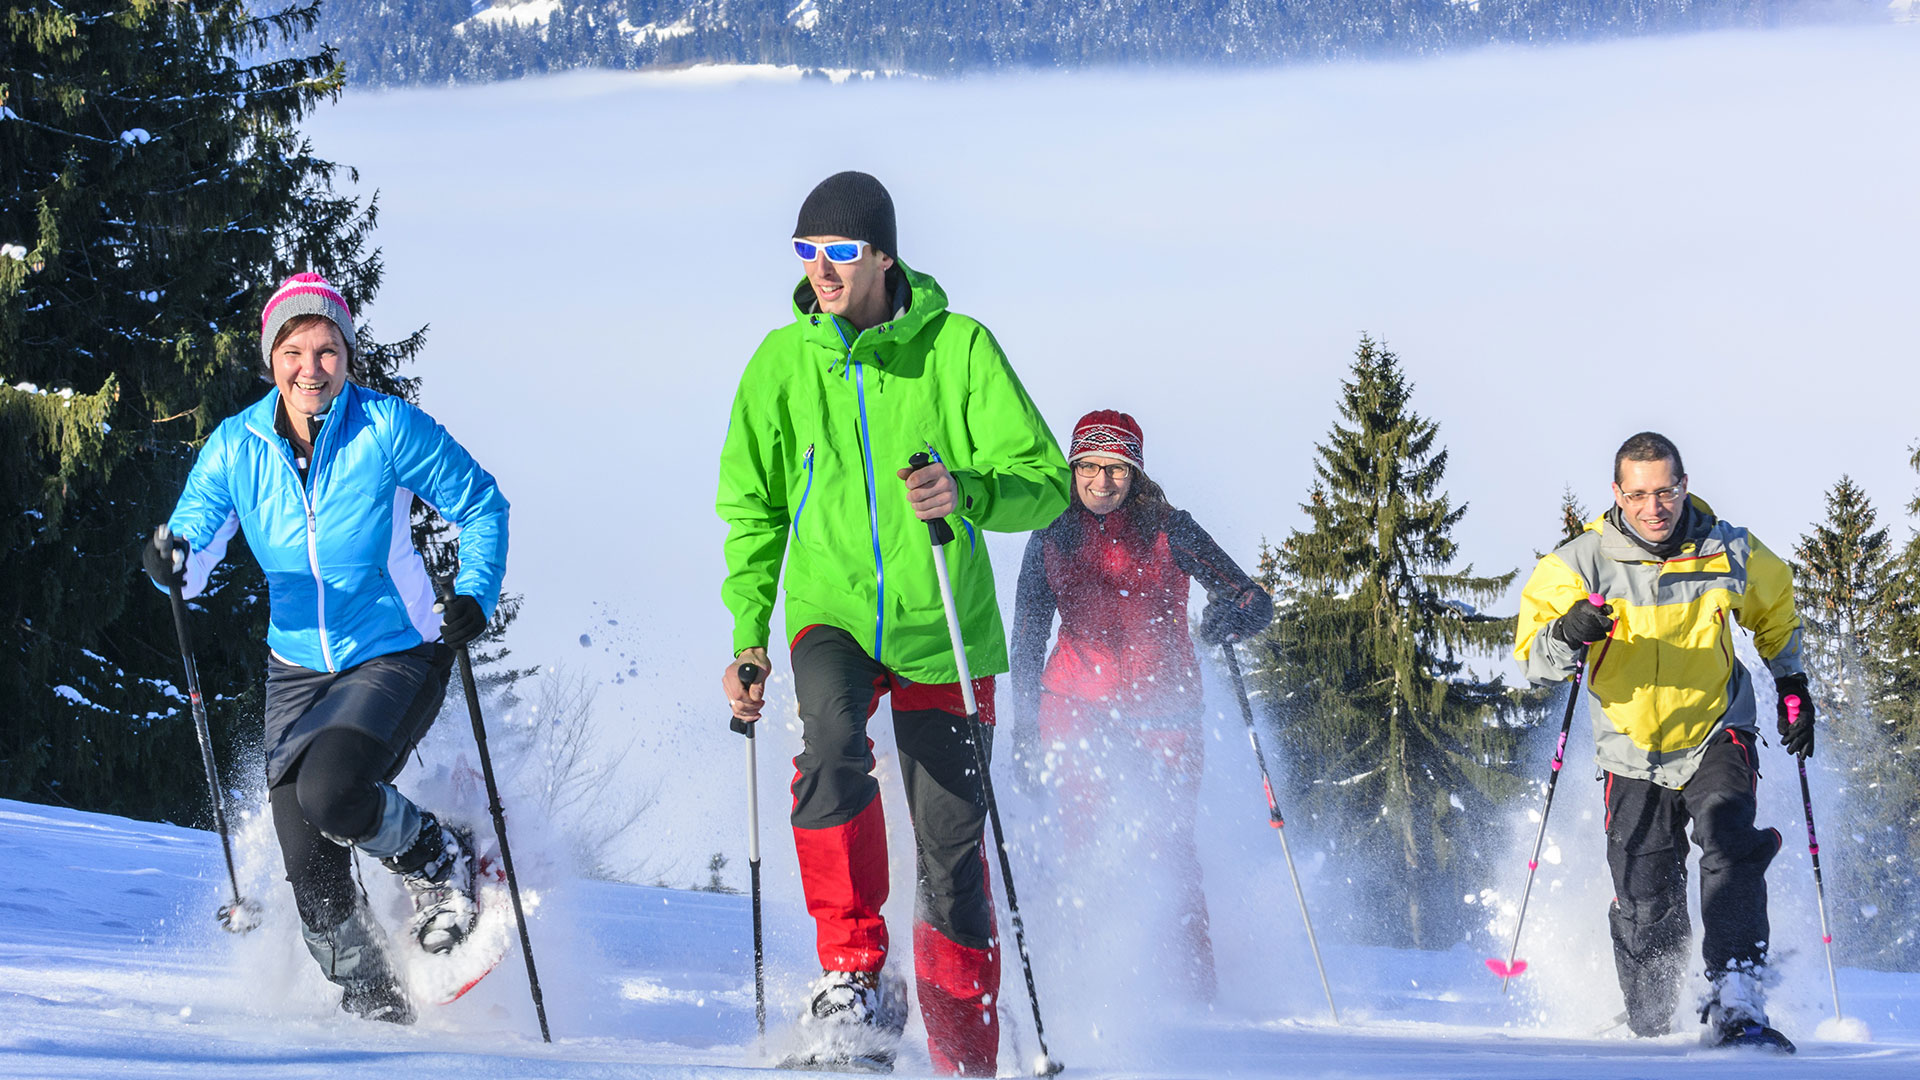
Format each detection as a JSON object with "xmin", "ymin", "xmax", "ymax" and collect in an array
[{"xmin": 717, "ymin": 263, "xmax": 1069, "ymax": 685}]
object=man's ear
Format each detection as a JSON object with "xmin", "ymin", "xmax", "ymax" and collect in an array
[{"xmin": 875, "ymin": 250, "xmax": 896, "ymax": 271}]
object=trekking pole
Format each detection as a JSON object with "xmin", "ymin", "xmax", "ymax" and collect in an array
[
  {"xmin": 908, "ymin": 453, "xmax": 1063, "ymax": 1077},
  {"xmin": 1486, "ymin": 593, "xmax": 1610, "ymax": 992},
  {"xmin": 158, "ymin": 528, "xmax": 261, "ymax": 934},
  {"xmin": 1220, "ymin": 643, "xmax": 1337, "ymax": 1023},
  {"xmin": 1785, "ymin": 695, "xmax": 1842, "ymax": 1023},
  {"xmin": 729, "ymin": 662, "xmax": 767, "ymax": 1039},
  {"xmin": 435, "ymin": 580, "xmax": 551, "ymax": 1043}
]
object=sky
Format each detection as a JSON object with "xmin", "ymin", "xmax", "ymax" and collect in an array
[{"xmin": 297, "ymin": 24, "xmax": 1920, "ymax": 880}]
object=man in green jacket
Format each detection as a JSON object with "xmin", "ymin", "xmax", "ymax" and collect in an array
[{"xmin": 717, "ymin": 172, "xmax": 1069, "ymax": 1075}]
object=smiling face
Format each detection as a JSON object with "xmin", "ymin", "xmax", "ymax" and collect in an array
[
  {"xmin": 1612, "ymin": 457, "xmax": 1687, "ymax": 544},
  {"xmin": 800, "ymin": 234, "xmax": 895, "ymax": 330},
  {"xmin": 272, "ymin": 316, "xmax": 350, "ymax": 419},
  {"xmin": 1073, "ymin": 455, "xmax": 1134, "ymax": 515}
]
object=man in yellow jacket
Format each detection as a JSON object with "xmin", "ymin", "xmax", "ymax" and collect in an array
[{"xmin": 1515, "ymin": 432, "xmax": 1813, "ymax": 1052}]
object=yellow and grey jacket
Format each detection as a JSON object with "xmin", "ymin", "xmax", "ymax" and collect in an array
[{"xmin": 1514, "ymin": 495, "xmax": 1804, "ymax": 788}]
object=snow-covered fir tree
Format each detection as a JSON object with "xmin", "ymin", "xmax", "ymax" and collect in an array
[
  {"xmin": 1249, "ymin": 334, "xmax": 1536, "ymax": 949},
  {"xmin": 0, "ymin": 0, "xmax": 425, "ymax": 820},
  {"xmin": 1790, "ymin": 475, "xmax": 1917, "ymax": 967}
]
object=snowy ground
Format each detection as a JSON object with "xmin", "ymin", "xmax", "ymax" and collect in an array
[{"xmin": 2, "ymin": 796, "xmax": 1914, "ymax": 1078}]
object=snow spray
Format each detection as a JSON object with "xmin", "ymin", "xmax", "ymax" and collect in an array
[{"xmin": 1488, "ymin": 594, "xmax": 1611, "ymax": 990}]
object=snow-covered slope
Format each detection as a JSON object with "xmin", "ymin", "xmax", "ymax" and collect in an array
[{"xmin": 2, "ymin": 797, "xmax": 1915, "ymax": 1077}]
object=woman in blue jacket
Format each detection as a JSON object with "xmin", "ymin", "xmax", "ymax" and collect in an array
[{"xmin": 144, "ymin": 274, "xmax": 509, "ymax": 1024}]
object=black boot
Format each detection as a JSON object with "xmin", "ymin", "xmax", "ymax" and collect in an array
[
  {"xmin": 379, "ymin": 811, "xmax": 478, "ymax": 954},
  {"xmin": 300, "ymin": 904, "xmax": 414, "ymax": 1024}
]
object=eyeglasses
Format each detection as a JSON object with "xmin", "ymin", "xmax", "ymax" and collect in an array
[
  {"xmin": 1072, "ymin": 461, "xmax": 1132, "ymax": 480},
  {"xmin": 1619, "ymin": 483, "xmax": 1685, "ymax": 507},
  {"xmin": 793, "ymin": 239, "xmax": 868, "ymax": 264}
]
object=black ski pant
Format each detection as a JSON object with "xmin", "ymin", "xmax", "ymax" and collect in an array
[
  {"xmin": 267, "ymin": 646, "xmax": 452, "ymax": 932},
  {"xmin": 789, "ymin": 623, "xmax": 1003, "ymax": 1074},
  {"xmin": 1603, "ymin": 727, "xmax": 1781, "ymax": 1036}
]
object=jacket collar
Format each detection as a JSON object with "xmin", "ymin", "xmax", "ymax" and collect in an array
[
  {"xmin": 790, "ymin": 260, "xmax": 949, "ymax": 368},
  {"xmin": 1596, "ymin": 494, "xmax": 1719, "ymax": 563},
  {"xmin": 243, "ymin": 383, "xmax": 360, "ymax": 461}
]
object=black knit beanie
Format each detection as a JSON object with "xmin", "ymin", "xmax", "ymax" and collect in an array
[{"xmin": 794, "ymin": 171, "xmax": 897, "ymax": 260}]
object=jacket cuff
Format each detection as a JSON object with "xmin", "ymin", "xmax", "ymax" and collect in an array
[
  {"xmin": 1529, "ymin": 626, "xmax": 1581, "ymax": 682},
  {"xmin": 732, "ymin": 624, "xmax": 771, "ymax": 657},
  {"xmin": 951, "ymin": 468, "xmax": 987, "ymax": 521}
]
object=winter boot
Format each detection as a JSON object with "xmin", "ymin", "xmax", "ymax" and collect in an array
[
  {"xmin": 379, "ymin": 811, "xmax": 477, "ymax": 954},
  {"xmin": 300, "ymin": 904, "xmax": 415, "ymax": 1025},
  {"xmin": 1700, "ymin": 968, "xmax": 1795, "ymax": 1053},
  {"xmin": 783, "ymin": 968, "xmax": 910, "ymax": 1072}
]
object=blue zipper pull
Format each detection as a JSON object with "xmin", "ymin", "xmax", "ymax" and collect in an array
[{"xmin": 792, "ymin": 443, "xmax": 816, "ymax": 539}]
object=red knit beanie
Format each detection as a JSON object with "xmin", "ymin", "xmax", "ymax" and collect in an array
[{"xmin": 1068, "ymin": 410, "xmax": 1144, "ymax": 471}]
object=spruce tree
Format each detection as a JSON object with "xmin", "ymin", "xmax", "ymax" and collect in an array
[
  {"xmin": 1250, "ymin": 335, "xmax": 1533, "ymax": 948},
  {"xmin": 0, "ymin": 2, "xmax": 420, "ymax": 819},
  {"xmin": 1558, "ymin": 485, "xmax": 1589, "ymax": 546},
  {"xmin": 1825, "ymin": 463, "xmax": 1920, "ymax": 971},
  {"xmin": 1790, "ymin": 476, "xmax": 1916, "ymax": 967}
]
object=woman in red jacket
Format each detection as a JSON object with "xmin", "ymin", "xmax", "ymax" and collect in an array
[{"xmin": 1010, "ymin": 410, "xmax": 1272, "ymax": 1003}]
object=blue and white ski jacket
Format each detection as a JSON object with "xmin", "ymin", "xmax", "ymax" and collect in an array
[{"xmin": 164, "ymin": 383, "xmax": 509, "ymax": 674}]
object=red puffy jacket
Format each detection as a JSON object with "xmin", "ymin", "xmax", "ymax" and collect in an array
[{"xmin": 1011, "ymin": 502, "xmax": 1271, "ymax": 726}]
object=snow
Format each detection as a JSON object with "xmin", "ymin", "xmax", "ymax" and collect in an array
[
  {"xmin": 119, "ymin": 127, "xmax": 152, "ymax": 145},
  {"xmin": 630, "ymin": 18, "xmax": 695, "ymax": 43},
  {"xmin": 466, "ymin": 0, "xmax": 562, "ymax": 29},
  {"xmin": 5, "ymin": 795, "xmax": 1917, "ymax": 1077},
  {"xmin": 788, "ymin": 0, "xmax": 822, "ymax": 32}
]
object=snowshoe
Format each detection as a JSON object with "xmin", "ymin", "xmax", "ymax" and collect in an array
[
  {"xmin": 1699, "ymin": 967, "xmax": 1794, "ymax": 1054},
  {"xmin": 1708, "ymin": 1019, "xmax": 1797, "ymax": 1054},
  {"xmin": 780, "ymin": 968, "xmax": 908, "ymax": 1073},
  {"xmin": 402, "ymin": 848, "xmax": 513, "ymax": 1007},
  {"xmin": 300, "ymin": 904, "xmax": 416, "ymax": 1025},
  {"xmin": 381, "ymin": 812, "xmax": 477, "ymax": 954}
]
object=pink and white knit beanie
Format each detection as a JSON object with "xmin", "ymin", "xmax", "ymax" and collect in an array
[
  {"xmin": 1068, "ymin": 409, "xmax": 1145, "ymax": 471},
  {"xmin": 260, "ymin": 273, "xmax": 353, "ymax": 366}
]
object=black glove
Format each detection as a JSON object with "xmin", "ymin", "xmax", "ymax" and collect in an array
[
  {"xmin": 143, "ymin": 526, "xmax": 189, "ymax": 589},
  {"xmin": 1195, "ymin": 602, "xmax": 1239, "ymax": 646},
  {"xmin": 435, "ymin": 594, "xmax": 487, "ymax": 649},
  {"xmin": 1775, "ymin": 673, "xmax": 1815, "ymax": 758},
  {"xmin": 1550, "ymin": 596, "xmax": 1613, "ymax": 649}
]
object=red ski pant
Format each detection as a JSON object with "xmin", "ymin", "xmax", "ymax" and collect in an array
[
  {"xmin": 1038, "ymin": 691, "xmax": 1216, "ymax": 1001},
  {"xmin": 789, "ymin": 624, "xmax": 1002, "ymax": 1076}
]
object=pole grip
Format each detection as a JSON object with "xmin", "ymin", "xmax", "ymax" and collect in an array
[
  {"xmin": 907, "ymin": 452, "xmax": 956, "ymax": 546},
  {"xmin": 1786, "ymin": 694, "xmax": 1802, "ymax": 724},
  {"xmin": 731, "ymin": 663, "xmax": 762, "ymax": 736}
]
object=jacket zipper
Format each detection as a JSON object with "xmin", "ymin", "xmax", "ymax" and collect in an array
[
  {"xmin": 1715, "ymin": 607, "xmax": 1731, "ymax": 668},
  {"xmin": 245, "ymin": 407, "xmax": 337, "ymax": 673},
  {"xmin": 792, "ymin": 443, "xmax": 815, "ymax": 540},
  {"xmin": 832, "ymin": 317, "xmax": 887, "ymax": 657},
  {"xmin": 855, "ymin": 361, "xmax": 885, "ymax": 656}
]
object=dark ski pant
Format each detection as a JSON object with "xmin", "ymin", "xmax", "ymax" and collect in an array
[
  {"xmin": 266, "ymin": 644, "xmax": 452, "ymax": 933},
  {"xmin": 1603, "ymin": 728, "xmax": 1781, "ymax": 1037},
  {"xmin": 789, "ymin": 624, "xmax": 1001, "ymax": 1077}
]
